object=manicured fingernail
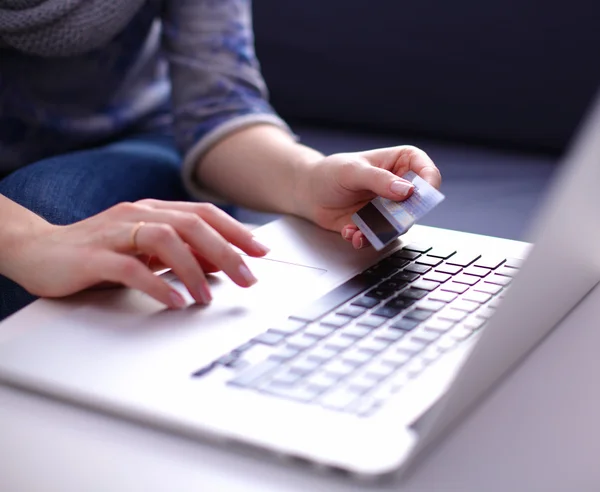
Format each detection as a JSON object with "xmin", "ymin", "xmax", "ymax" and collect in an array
[
  {"xmin": 251, "ymin": 238, "xmax": 270, "ymax": 255},
  {"xmin": 170, "ymin": 290, "xmax": 187, "ymax": 309},
  {"xmin": 343, "ymin": 228, "xmax": 354, "ymax": 240},
  {"xmin": 196, "ymin": 283, "xmax": 212, "ymax": 305},
  {"xmin": 355, "ymin": 237, "xmax": 364, "ymax": 250},
  {"xmin": 239, "ymin": 263, "xmax": 258, "ymax": 286},
  {"xmin": 390, "ymin": 180, "xmax": 414, "ymax": 197}
]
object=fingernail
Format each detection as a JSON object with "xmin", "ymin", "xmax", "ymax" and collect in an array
[
  {"xmin": 239, "ymin": 263, "xmax": 258, "ymax": 286},
  {"xmin": 355, "ymin": 237, "xmax": 364, "ymax": 250},
  {"xmin": 390, "ymin": 180, "xmax": 414, "ymax": 197},
  {"xmin": 170, "ymin": 290, "xmax": 187, "ymax": 309},
  {"xmin": 196, "ymin": 283, "xmax": 212, "ymax": 305},
  {"xmin": 251, "ymin": 238, "xmax": 270, "ymax": 255},
  {"xmin": 343, "ymin": 228, "xmax": 354, "ymax": 240}
]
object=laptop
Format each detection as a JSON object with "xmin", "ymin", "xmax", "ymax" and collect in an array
[{"xmin": 1, "ymin": 95, "xmax": 600, "ymax": 480}]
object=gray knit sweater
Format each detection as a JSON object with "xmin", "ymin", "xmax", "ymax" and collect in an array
[{"xmin": 0, "ymin": 0, "xmax": 288, "ymax": 198}]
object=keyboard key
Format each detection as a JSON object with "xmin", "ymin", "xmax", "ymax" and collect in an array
[
  {"xmin": 365, "ymin": 288, "xmax": 396, "ymax": 301},
  {"xmin": 464, "ymin": 317, "xmax": 486, "ymax": 330},
  {"xmin": 252, "ymin": 331, "xmax": 285, "ymax": 346},
  {"xmin": 399, "ymin": 288, "xmax": 429, "ymax": 300},
  {"xmin": 396, "ymin": 337, "xmax": 427, "ymax": 354},
  {"xmin": 386, "ymin": 257, "xmax": 411, "ymax": 268},
  {"xmin": 423, "ymin": 271, "xmax": 452, "ymax": 283},
  {"xmin": 505, "ymin": 257, "xmax": 524, "ymax": 269},
  {"xmin": 289, "ymin": 274, "xmax": 378, "ymax": 322},
  {"xmin": 391, "ymin": 271, "xmax": 420, "ymax": 282},
  {"xmin": 410, "ymin": 279, "xmax": 440, "ymax": 291},
  {"xmin": 476, "ymin": 306, "xmax": 496, "ymax": 319},
  {"xmin": 374, "ymin": 328, "xmax": 405, "ymax": 342},
  {"xmin": 351, "ymin": 297, "xmax": 380, "ymax": 309},
  {"xmin": 364, "ymin": 362, "xmax": 396, "ymax": 380},
  {"xmin": 452, "ymin": 274, "xmax": 480, "ymax": 286},
  {"xmin": 495, "ymin": 266, "xmax": 518, "ymax": 277},
  {"xmin": 424, "ymin": 318, "xmax": 456, "ymax": 333},
  {"xmin": 379, "ymin": 279, "xmax": 409, "ymax": 291},
  {"xmin": 381, "ymin": 351, "xmax": 412, "ymax": 367},
  {"xmin": 289, "ymin": 358, "xmax": 322, "ymax": 375},
  {"xmin": 440, "ymin": 282, "xmax": 469, "ymax": 294},
  {"xmin": 305, "ymin": 325, "xmax": 336, "ymax": 339},
  {"xmin": 320, "ymin": 314, "xmax": 353, "ymax": 328},
  {"xmin": 270, "ymin": 370, "xmax": 303, "ymax": 386},
  {"xmin": 438, "ymin": 309, "xmax": 467, "ymax": 322},
  {"xmin": 428, "ymin": 290, "xmax": 459, "ymax": 303},
  {"xmin": 404, "ymin": 309, "xmax": 434, "ymax": 321},
  {"xmin": 286, "ymin": 334, "xmax": 319, "ymax": 350},
  {"xmin": 324, "ymin": 336, "xmax": 355, "ymax": 351},
  {"xmin": 372, "ymin": 305, "xmax": 404, "ymax": 318},
  {"xmin": 421, "ymin": 345, "xmax": 443, "ymax": 363},
  {"xmin": 402, "ymin": 243, "xmax": 432, "ymax": 253},
  {"xmin": 474, "ymin": 256, "xmax": 506, "ymax": 269},
  {"xmin": 463, "ymin": 266, "xmax": 491, "ymax": 278},
  {"xmin": 268, "ymin": 346, "xmax": 301, "ymax": 362},
  {"xmin": 269, "ymin": 319, "xmax": 306, "ymax": 336},
  {"xmin": 262, "ymin": 383, "xmax": 320, "ymax": 403},
  {"xmin": 404, "ymin": 263, "xmax": 432, "ymax": 275},
  {"xmin": 416, "ymin": 256, "xmax": 443, "ymax": 267},
  {"xmin": 386, "ymin": 296, "xmax": 416, "ymax": 309},
  {"xmin": 446, "ymin": 253, "xmax": 481, "ymax": 267},
  {"xmin": 411, "ymin": 329, "xmax": 441, "ymax": 344},
  {"xmin": 356, "ymin": 315, "xmax": 387, "ymax": 328},
  {"xmin": 228, "ymin": 360, "xmax": 280, "ymax": 388},
  {"xmin": 462, "ymin": 291, "xmax": 492, "ymax": 304},
  {"xmin": 347, "ymin": 375, "xmax": 377, "ymax": 395},
  {"xmin": 356, "ymin": 338, "xmax": 389, "ymax": 354},
  {"xmin": 306, "ymin": 346, "xmax": 339, "ymax": 363},
  {"xmin": 437, "ymin": 336, "xmax": 458, "ymax": 351},
  {"xmin": 342, "ymin": 350, "xmax": 373, "ymax": 367},
  {"xmin": 390, "ymin": 318, "xmax": 420, "ymax": 331},
  {"xmin": 485, "ymin": 275, "xmax": 512, "ymax": 286},
  {"xmin": 336, "ymin": 305, "xmax": 368, "ymax": 318},
  {"xmin": 319, "ymin": 388, "xmax": 360, "ymax": 411},
  {"xmin": 304, "ymin": 372, "xmax": 339, "ymax": 392},
  {"xmin": 363, "ymin": 263, "xmax": 398, "ymax": 278},
  {"xmin": 392, "ymin": 249, "xmax": 421, "ymax": 260},
  {"xmin": 449, "ymin": 326, "xmax": 473, "ymax": 341},
  {"xmin": 451, "ymin": 300, "xmax": 480, "ymax": 312},
  {"xmin": 426, "ymin": 249, "xmax": 456, "ymax": 260},
  {"xmin": 322, "ymin": 360, "xmax": 357, "ymax": 378},
  {"xmin": 435, "ymin": 264, "xmax": 463, "ymax": 275},
  {"xmin": 339, "ymin": 325, "xmax": 371, "ymax": 339},
  {"xmin": 488, "ymin": 297, "xmax": 503, "ymax": 309},
  {"xmin": 473, "ymin": 282, "xmax": 503, "ymax": 295},
  {"xmin": 415, "ymin": 299, "xmax": 446, "ymax": 312},
  {"xmin": 192, "ymin": 362, "xmax": 217, "ymax": 378},
  {"xmin": 406, "ymin": 358, "xmax": 426, "ymax": 377}
]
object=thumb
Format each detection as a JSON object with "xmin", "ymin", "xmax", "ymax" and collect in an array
[{"xmin": 343, "ymin": 159, "xmax": 415, "ymax": 201}]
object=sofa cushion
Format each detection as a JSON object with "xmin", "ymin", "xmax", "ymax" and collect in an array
[{"xmin": 254, "ymin": 1, "xmax": 600, "ymax": 152}]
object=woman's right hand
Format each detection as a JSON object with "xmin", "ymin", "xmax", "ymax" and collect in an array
[{"xmin": 3, "ymin": 199, "xmax": 270, "ymax": 309}]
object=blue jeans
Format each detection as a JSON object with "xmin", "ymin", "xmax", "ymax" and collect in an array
[{"xmin": 0, "ymin": 134, "xmax": 194, "ymax": 320}]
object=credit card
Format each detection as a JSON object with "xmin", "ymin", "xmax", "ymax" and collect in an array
[{"xmin": 352, "ymin": 171, "xmax": 445, "ymax": 250}]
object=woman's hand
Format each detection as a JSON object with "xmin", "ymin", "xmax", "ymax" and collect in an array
[
  {"xmin": 3, "ymin": 200, "xmax": 269, "ymax": 309},
  {"xmin": 298, "ymin": 145, "xmax": 442, "ymax": 249}
]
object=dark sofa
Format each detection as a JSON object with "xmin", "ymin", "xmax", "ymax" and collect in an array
[{"xmin": 237, "ymin": 1, "xmax": 600, "ymax": 241}]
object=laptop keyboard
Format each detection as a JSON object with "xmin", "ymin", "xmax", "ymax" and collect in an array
[{"xmin": 191, "ymin": 244, "xmax": 522, "ymax": 417}]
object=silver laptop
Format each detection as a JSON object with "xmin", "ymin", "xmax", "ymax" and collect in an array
[{"xmin": 1, "ymin": 95, "xmax": 600, "ymax": 480}]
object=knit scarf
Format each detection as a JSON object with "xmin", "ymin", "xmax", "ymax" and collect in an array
[{"xmin": 0, "ymin": 0, "xmax": 146, "ymax": 57}]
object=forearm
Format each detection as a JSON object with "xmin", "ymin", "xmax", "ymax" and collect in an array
[
  {"xmin": 0, "ymin": 194, "xmax": 51, "ymax": 276},
  {"xmin": 195, "ymin": 125, "xmax": 323, "ymax": 217}
]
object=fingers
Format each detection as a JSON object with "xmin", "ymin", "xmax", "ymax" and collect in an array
[
  {"xmin": 136, "ymin": 200, "xmax": 270, "ymax": 257},
  {"xmin": 360, "ymin": 145, "xmax": 442, "ymax": 189},
  {"xmin": 341, "ymin": 224, "xmax": 370, "ymax": 250},
  {"xmin": 341, "ymin": 161, "xmax": 416, "ymax": 202},
  {"xmin": 98, "ymin": 252, "xmax": 188, "ymax": 309},
  {"xmin": 135, "ymin": 222, "xmax": 213, "ymax": 305}
]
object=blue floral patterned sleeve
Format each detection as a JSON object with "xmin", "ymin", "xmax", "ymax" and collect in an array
[{"xmin": 161, "ymin": 0, "xmax": 291, "ymax": 198}]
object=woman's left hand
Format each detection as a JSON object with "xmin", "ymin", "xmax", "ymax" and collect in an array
[{"xmin": 299, "ymin": 145, "xmax": 442, "ymax": 249}]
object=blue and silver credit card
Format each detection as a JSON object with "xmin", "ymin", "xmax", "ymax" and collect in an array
[{"xmin": 352, "ymin": 171, "xmax": 445, "ymax": 251}]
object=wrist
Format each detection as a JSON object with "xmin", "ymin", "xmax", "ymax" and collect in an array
[{"xmin": 288, "ymin": 145, "xmax": 324, "ymax": 220}]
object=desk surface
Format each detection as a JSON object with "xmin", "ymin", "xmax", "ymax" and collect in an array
[{"xmin": 1, "ymin": 285, "xmax": 600, "ymax": 492}]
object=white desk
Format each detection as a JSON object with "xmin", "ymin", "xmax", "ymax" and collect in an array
[{"xmin": 1, "ymin": 284, "xmax": 600, "ymax": 492}]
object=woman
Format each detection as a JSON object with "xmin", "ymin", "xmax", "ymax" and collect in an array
[{"xmin": 0, "ymin": 0, "xmax": 441, "ymax": 319}]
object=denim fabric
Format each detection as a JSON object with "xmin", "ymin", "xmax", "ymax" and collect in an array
[{"xmin": 0, "ymin": 133, "xmax": 191, "ymax": 321}]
